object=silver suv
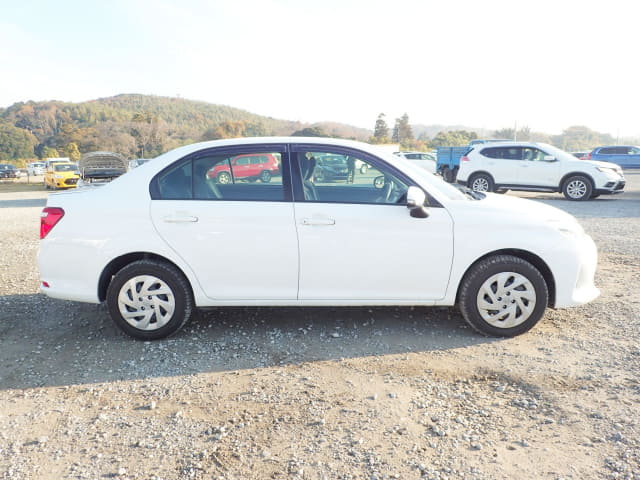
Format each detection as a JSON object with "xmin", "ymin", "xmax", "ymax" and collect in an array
[{"xmin": 456, "ymin": 142, "xmax": 625, "ymax": 200}]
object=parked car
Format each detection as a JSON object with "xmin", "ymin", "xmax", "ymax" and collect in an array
[
  {"xmin": 394, "ymin": 151, "xmax": 437, "ymax": 174},
  {"xmin": 44, "ymin": 162, "xmax": 80, "ymax": 190},
  {"xmin": 457, "ymin": 142, "xmax": 625, "ymax": 200},
  {"xmin": 588, "ymin": 146, "xmax": 640, "ymax": 168},
  {"xmin": 0, "ymin": 163, "xmax": 20, "ymax": 179},
  {"xmin": 313, "ymin": 155, "xmax": 351, "ymax": 182},
  {"xmin": 27, "ymin": 162, "xmax": 46, "ymax": 176},
  {"xmin": 207, "ymin": 153, "xmax": 279, "ymax": 183},
  {"xmin": 39, "ymin": 137, "xmax": 600, "ymax": 340}
]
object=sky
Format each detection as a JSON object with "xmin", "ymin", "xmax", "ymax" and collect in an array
[{"xmin": 2, "ymin": 0, "xmax": 640, "ymax": 138}]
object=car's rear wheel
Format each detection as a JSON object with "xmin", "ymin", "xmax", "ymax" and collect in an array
[
  {"xmin": 469, "ymin": 173, "xmax": 494, "ymax": 193},
  {"xmin": 217, "ymin": 171, "xmax": 232, "ymax": 184},
  {"xmin": 458, "ymin": 255, "xmax": 548, "ymax": 337},
  {"xmin": 562, "ymin": 175, "xmax": 592, "ymax": 201},
  {"xmin": 106, "ymin": 260, "xmax": 194, "ymax": 340},
  {"xmin": 260, "ymin": 170, "xmax": 272, "ymax": 183}
]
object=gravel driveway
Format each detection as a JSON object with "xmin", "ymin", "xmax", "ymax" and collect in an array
[{"xmin": 1, "ymin": 174, "xmax": 639, "ymax": 480}]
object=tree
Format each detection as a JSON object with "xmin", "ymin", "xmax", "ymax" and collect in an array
[
  {"xmin": 391, "ymin": 113, "xmax": 414, "ymax": 147},
  {"xmin": 552, "ymin": 125, "xmax": 614, "ymax": 151},
  {"xmin": 40, "ymin": 146, "xmax": 59, "ymax": 159},
  {"xmin": 291, "ymin": 126, "xmax": 329, "ymax": 137},
  {"xmin": 429, "ymin": 130, "xmax": 478, "ymax": 147},
  {"xmin": 0, "ymin": 122, "xmax": 37, "ymax": 160},
  {"xmin": 130, "ymin": 112, "xmax": 165, "ymax": 158},
  {"xmin": 371, "ymin": 113, "xmax": 389, "ymax": 144},
  {"xmin": 65, "ymin": 142, "xmax": 81, "ymax": 162}
]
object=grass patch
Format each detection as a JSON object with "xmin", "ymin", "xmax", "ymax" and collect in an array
[{"xmin": 0, "ymin": 180, "xmax": 47, "ymax": 193}]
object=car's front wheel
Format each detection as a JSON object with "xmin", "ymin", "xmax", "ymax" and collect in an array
[
  {"xmin": 469, "ymin": 173, "xmax": 494, "ymax": 193},
  {"xmin": 458, "ymin": 255, "xmax": 548, "ymax": 337},
  {"xmin": 562, "ymin": 175, "xmax": 593, "ymax": 201},
  {"xmin": 217, "ymin": 171, "xmax": 232, "ymax": 184},
  {"xmin": 106, "ymin": 260, "xmax": 194, "ymax": 340}
]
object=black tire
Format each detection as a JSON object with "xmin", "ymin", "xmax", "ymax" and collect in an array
[
  {"xmin": 562, "ymin": 175, "xmax": 593, "ymax": 201},
  {"xmin": 217, "ymin": 171, "xmax": 232, "ymax": 184},
  {"xmin": 260, "ymin": 170, "xmax": 272, "ymax": 183},
  {"xmin": 590, "ymin": 193, "xmax": 600, "ymax": 199},
  {"xmin": 442, "ymin": 167, "xmax": 454, "ymax": 183},
  {"xmin": 360, "ymin": 164, "xmax": 368, "ymax": 174},
  {"xmin": 469, "ymin": 173, "xmax": 494, "ymax": 193},
  {"xmin": 458, "ymin": 255, "xmax": 548, "ymax": 337},
  {"xmin": 106, "ymin": 259, "xmax": 194, "ymax": 340}
]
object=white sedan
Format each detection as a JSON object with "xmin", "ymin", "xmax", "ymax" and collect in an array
[{"xmin": 38, "ymin": 137, "xmax": 599, "ymax": 340}]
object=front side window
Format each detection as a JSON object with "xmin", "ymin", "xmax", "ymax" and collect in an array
[
  {"xmin": 155, "ymin": 151, "xmax": 284, "ymax": 201},
  {"xmin": 295, "ymin": 150, "xmax": 409, "ymax": 204},
  {"xmin": 522, "ymin": 148, "xmax": 547, "ymax": 161}
]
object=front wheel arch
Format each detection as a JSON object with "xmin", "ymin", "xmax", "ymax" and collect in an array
[
  {"xmin": 457, "ymin": 254, "xmax": 550, "ymax": 336},
  {"xmin": 457, "ymin": 249, "xmax": 556, "ymax": 308}
]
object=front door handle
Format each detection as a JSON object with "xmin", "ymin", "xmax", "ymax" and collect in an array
[{"xmin": 302, "ymin": 217, "xmax": 335, "ymax": 226}]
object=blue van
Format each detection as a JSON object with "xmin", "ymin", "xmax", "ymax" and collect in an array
[{"xmin": 589, "ymin": 146, "xmax": 640, "ymax": 168}]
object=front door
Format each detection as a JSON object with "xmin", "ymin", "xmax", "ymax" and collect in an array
[{"xmin": 292, "ymin": 147, "xmax": 454, "ymax": 301}]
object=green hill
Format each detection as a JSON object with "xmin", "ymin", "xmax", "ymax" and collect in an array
[{"xmin": 0, "ymin": 94, "xmax": 372, "ymax": 161}]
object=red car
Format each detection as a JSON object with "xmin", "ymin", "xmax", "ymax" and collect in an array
[{"xmin": 207, "ymin": 153, "xmax": 280, "ymax": 184}]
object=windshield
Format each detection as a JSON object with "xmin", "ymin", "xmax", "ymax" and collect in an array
[
  {"xmin": 538, "ymin": 143, "xmax": 580, "ymax": 162},
  {"xmin": 382, "ymin": 153, "xmax": 469, "ymax": 201},
  {"xmin": 54, "ymin": 164, "xmax": 77, "ymax": 172}
]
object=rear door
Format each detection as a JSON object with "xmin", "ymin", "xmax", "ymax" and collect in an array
[{"xmin": 150, "ymin": 145, "xmax": 299, "ymax": 300}]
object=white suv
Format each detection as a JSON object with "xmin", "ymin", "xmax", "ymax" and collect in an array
[{"xmin": 457, "ymin": 142, "xmax": 625, "ymax": 200}]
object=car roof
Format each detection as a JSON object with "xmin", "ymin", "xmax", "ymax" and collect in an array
[
  {"xmin": 595, "ymin": 145, "xmax": 639, "ymax": 149},
  {"xmin": 472, "ymin": 141, "xmax": 548, "ymax": 149}
]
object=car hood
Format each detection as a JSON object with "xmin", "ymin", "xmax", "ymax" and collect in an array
[
  {"xmin": 577, "ymin": 159, "xmax": 622, "ymax": 171},
  {"xmin": 453, "ymin": 192, "xmax": 582, "ymax": 230}
]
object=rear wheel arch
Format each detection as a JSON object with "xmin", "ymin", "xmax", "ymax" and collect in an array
[
  {"xmin": 468, "ymin": 171, "xmax": 496, "ymax": 192},
  {"xmin": 98, "ymin": 252, "xmax": 194, "ymax": 302}
]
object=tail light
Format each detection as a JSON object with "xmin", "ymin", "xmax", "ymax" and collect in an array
[
  {"xmin": 40, "ymin": 207, "xmax": 65, "ymax": 239},
  {"xmin": 586, "ymin": 153, "xmax": 592, "ymax": 160},
  {"xmin": 461, "ymin": 155, "xmax": 470, "ymax": 162}
]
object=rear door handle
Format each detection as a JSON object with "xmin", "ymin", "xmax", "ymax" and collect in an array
[
  {"xmin": 302, "ymin": 218, "xmax": 335, "ymax": 226},
  {"xmin": 163, "ymin": 215, "xmax": 199, "ymax": 223}
]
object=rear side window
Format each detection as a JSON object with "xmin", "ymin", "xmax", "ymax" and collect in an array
[
  {"xmin": 153, "ymin": 151, "xmax": 285, "ymax": 201},
  {"xmin": 599, "ymin": 147, "xmax": 627, "ymax": 155},
  {"xmin": 481, "ymin": 147, "xmax": 522, "ymax": 160}
]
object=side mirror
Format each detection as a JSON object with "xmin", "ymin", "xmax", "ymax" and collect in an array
[{"xmin": 406, "ymin": 186, "xmax": 429, "ymax": 218}]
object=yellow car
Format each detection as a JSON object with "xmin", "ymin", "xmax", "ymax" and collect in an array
[{"xmin": 44, "ymin": 162, "xmax": 80, "ymax": 190}]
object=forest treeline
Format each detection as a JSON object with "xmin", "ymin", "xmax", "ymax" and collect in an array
[{"xmin": 0, "ymin": 94, "xmax": 632, "ymax": 164}]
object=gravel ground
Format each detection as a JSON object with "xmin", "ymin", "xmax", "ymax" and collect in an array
[{"xmin": 1, "ymin": 174, "xmax": 639, "ymax": 480}]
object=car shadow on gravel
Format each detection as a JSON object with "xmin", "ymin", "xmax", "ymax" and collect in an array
[{"xmin": 0, "ymin": 294, "xmax": 498, "ymax": 390}]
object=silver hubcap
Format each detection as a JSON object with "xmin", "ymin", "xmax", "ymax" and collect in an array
[
  {"xmin": 476, "ymin": 272, "xmax": 536, "ymax": 328},
  {"xmin": 472, "ymin": 177, "xmax": 489, "ymax": 192},
  {"xmin": 118, "ymin": 275, "xmax": 175, "ymax": 330},
  {"xmin": 567, "ymin": 180, "xmax": 587, "ymax": 198}
]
